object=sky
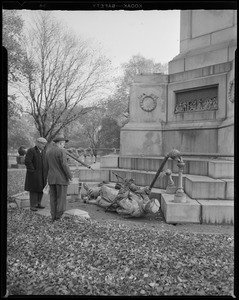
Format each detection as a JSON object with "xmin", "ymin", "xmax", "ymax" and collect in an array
[{"xmin": 18, "ymin": 10, "xmax": 180, "ymax": 71}]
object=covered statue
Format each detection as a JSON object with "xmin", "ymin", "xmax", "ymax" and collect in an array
[{"xmin": 81, "ymin": 179, "xmax": 160, "ymax": 218}]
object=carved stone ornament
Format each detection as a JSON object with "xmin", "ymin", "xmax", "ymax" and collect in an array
[
  {"xmin": 228, "ymin": 79, "xmax": 235, "ymax": 103},
  {"xmin": 175, "ymin": 96, "xmax": 218, "ymax": 113},
  {"xmin": 139, "ymin": 93, "xmax": 158, "ymax": 112}
]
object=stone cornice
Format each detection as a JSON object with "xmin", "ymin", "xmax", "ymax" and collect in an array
[{"xmin": 121, "ymin": 118, "xmax": 234, "ymax": 132}]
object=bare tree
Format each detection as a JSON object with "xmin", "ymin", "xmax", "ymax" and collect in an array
[
  {"xmin": 3, "ymin": 10, "xmax": 25, "ymax": 119},
  {"xmin": 80, "ymin": 107, "xmax": 107, "ymax": 161},
  {"xmin": 15, "ymin": 11, "xmax": 112, "ymax": 141}
]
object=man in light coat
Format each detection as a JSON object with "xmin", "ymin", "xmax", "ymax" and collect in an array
[
  {"xmin": 24, "ymin": 137, "xmax": 48, "ymax": 211},
  {"xmin": 46, "ymin": 135, "xmax": 72, "ymax": 222}
]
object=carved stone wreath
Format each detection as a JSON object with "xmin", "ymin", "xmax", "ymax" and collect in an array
[
  {"xmin": 138, "ymin": 93, "xmax": 158, "ymax": 112},
  {"xmin": 228, "ymin": 79, "xmax": 235, "ymax": 103}
]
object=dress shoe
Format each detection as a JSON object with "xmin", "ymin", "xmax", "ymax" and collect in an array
[
  {"xmin": 37, "ymin": 205, "xmax": 45, "ymax": 209},
  {"xmin": 30, "ymin": 207, "xmax": 38, "ymax": 211}
]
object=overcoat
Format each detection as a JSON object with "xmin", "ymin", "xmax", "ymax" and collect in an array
[
  {"xmin": 24, "ymin": 146, "xmax": 47, "ymax": 192},
  {"xmin": 46, "ymin": 143, "xmax": 72, "ymax": 185}
]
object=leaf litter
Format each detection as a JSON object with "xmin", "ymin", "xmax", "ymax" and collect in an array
[{"xmin": 6, "ymin": 207, "xmax": 234, "ymax": 296}]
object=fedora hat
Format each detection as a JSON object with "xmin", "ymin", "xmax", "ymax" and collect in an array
[{"xmin": 53, "ymin": 135, "xmax": 69, "ymax": 143}]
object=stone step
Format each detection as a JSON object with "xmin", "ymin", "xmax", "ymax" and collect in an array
[
  {"xmin": 184, "ymin": 174, "xmax": 234, "ymax": 200},
  {"xmin": 115, "ymin": 156, "xmax": 234, "ymax": 178},
  {"xmin": 197, "ymin": 200, "xmax": 234, "ymax": 225},
  {"xmin": 76, "ymin": 169, "xmax": 110, "ymax": 182},
  {"xmin": 109, "ymin": 168, "xmax": 169, "ymax": 189},
  {"xmin": 161, "ymin": 193, "xmax": 234, "ymax": 225},
  {"xmin": 74, "ymin": 168, "xmax": 233, "ymax": 200},
  {"xmin": 208, "ymin": 160, "xmax": 234, "ymax": 179}
]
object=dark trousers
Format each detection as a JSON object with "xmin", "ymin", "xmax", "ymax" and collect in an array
[
  {"xmin": 29, "ymin": 192, "xmax": 43, "ymax": 208},
  {"xmin": 49, "ymin": 184, "xmax": 68, "ymax": 220}
]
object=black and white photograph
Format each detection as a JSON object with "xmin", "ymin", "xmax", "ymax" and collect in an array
[{"xmin": 3, "ymin": 1, "xmax": 236, "ymax": 297}]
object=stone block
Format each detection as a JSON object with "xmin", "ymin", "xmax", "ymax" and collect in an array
[
  {"xmin": 78, "ymin": 170, "xmax": 110, "ymax": 182},
  {"xmin": 184, "ymin": 175, "xmax": 226, "ymax": 199},
  {"xmin": 197, "ymin": 200, "xmax": 234, "ymax": 225},
  {"xmin": 182, "ymin": 34, "xmax": 211, "ymax": 52},
  {"xmin": 35, "ymin": 209, "xmax": 51, "ymax": 217},
  {"xmin": 15, "ymin": 198, "xmax": 30, "ymax": 209},
  {"xmin": 161, "ymin": 193, "xmax": 201, "ymax": 224},
  {"xmin": 67, "ymin": 179, "xmax": 79, "ymax": 195},
  {"xmin": 163, "ymin": 129, "xmax": 218, "ymax": 154},
  {"xmin": 120, "ymin": 128, "xmax": 164, "ymax": 156},
  {"xmin": 67, "ymin": 195, "xmax": 81, "ymax": 202},
  {"xmin": 208, "ymin": 160, "xmax": 234, "ymax": 179},
  {"xmin": 168, "ymin": 58, "xmax": 185, "ymax": 74},
  {"xmin": 191, "ymin": 10, "xmax": 234, "ymax": 38},
  {"xmin": 185, "ymin": 47, "xmax": 228, "ymax": 71},
  {"xmin": 218, "ymin": 125, "xmax": 234, "ymax": 154},
  {"xmin": 221, "ymin": 179, "xmax": 234, "ymax": 200},
  {"xmin": 119, "ymin": 157, "xmax": 164, "ymax": 172},
  {"xmin": 64, "ymin": 209, "xmax": 90, "ymax": 219},
  {"xmin": 129, "ymin": 83, "xmax": 167, "ymax": 123},
  {"xmin": 100, "ymin": 155, "xmax": 119, "ymax": 168},
  {"xmin": 109, "ymin": 169, "xmax": 169, "ymax": 189},
  {"xmin": 211, "ymin": 27, "xmax": 237, "ymax": 45},
  {"xmin": 187, "ymin": 159, "xmax": 208, "ymax": 176},
  {"xmin": 13, "ymin": 191, "xmax": 30, "ymax": 208}
]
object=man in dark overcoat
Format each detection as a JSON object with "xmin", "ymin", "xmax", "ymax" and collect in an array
[
  {"xmin": 45, "ymin": 135, "xmax": 72, "ymax": 222},
  {"xmin": 24, "ymin": 137, "xmax": 48, "ymax": 211}
]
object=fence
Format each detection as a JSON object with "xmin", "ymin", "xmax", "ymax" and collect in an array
[{"xmin": 8, "ymin": 148, "xmax": 121, "ymax": 168}]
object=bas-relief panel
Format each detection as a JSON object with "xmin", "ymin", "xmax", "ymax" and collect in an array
[{"xmin": 174, "ymin": 86, "xmax": 218, "ymax": 114}]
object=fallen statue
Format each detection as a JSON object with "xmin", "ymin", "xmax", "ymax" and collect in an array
[{"xmin": 81, "ymin": 179, "xmax": 160, "ymax": 217}]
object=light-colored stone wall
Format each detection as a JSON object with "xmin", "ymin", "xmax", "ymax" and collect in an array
[
  {"xmin": 180, "ymin": 10, "xmax": 237, "ymax": 53},
  {"xmin": 129, "ymin": 74, "xmax": 168, "ymax": 123},
  {"xmin": 218, "ymin": 124, "xmax": 234, "ymax": 155},
  {"xmin": 120, "ymin": 10, "xmax": 235, "ymax": 157},
  {"xmin": 162, "ymin": 129, "xmax": 218, "ymax": 154},
  {"xmin": 120, "ymin": 126, "xmax": 220, "ymax": 156},
  {"xmin": 120, "ymin": 129, "xmax": 163, "ymax": 156},
  {"xmin": 169, "ymin": 10, "xmax": 237, "ymax": 74}
]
